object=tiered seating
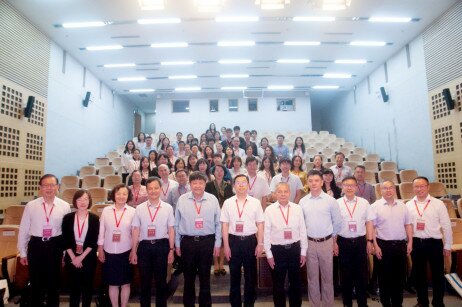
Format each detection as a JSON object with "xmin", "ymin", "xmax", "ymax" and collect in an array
[
  {"xmin": 399, "ymin": 169, "xmax": 418, "ymax": 183},
  {"xmin": 429, "ymin": 182, "xmax": 447, "ymax": 198},
  {"xmin": 81, "ymin": 175, "xmax": 101, "ymax": 189},
  {"xmin": 442, "ymin": 199, "xmax": 457, "ymax": 218},
  {"xmin": 103, "ymin": 175, "xmax": 123, "ymax": 190},
  {"xmin": 79, "ymin": 166, "xmax": 96, "ymax": 178},
  {"xmin": 380, "ymin": 161, "xmax": 398, "ymax": 173},
  {"xmin": 98, "ymin": 165, "xmax": 115, "ymax": 178},
  {"xmin": 2, "ymin": 205, "xmax": 25, "ymax": 225},
  {"xmin": 94, "ymin": 157, "xmax": 110, "ymax": 170},
  {"xmin": 398, "ymin": 183, "xmax": 414, "ymax": 201},
  {"xmin": 87, "ymin": 187, "xmax": 108, "ymax": 204},
  {"xmin": 378, "ymin": 170, "xmax": 399, "ymax": 184},
  {"xmin": 61, "ymin": 188, "xmax": 79, "ymax": 204},
  {"xmin": 59, "ymin": 176, "xmax": 80, "ymax": 194}
]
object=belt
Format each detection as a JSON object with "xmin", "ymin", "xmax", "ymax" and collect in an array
[
  {"xmin": 273, "ymin": 241, "xmax": 301, "ymax": 250},
  {"xmin": 377, "ymin": 238, "xmax": 406, "ymax": 245},
  {"xmin": 229, "ymin": 233, "xmax": 256, "ymax": 241},
  {"xmin": 308, "ymin": 234, "xmax": 332, "ymax": 242},
  {"xmin": 413, "ymin": 237, "xmax": 441, "ymax": 242},
  {"xmin": 338, "ymin": 235, "xmax": 366, "ymax": 242},
  {"xmin": 182, "ymin": 234, "xmax": 215, "ymax": 242},
  {"xmin": 140, "ymin": 238, "xmax": 168, "ymax": 245},
  {"xmin": 31, "ymin": 235, "xmax": 61, "ymax": 242}
]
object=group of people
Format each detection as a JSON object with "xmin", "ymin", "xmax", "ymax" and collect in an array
[{"xmin": 17, "ymin": 124, "xmax": 453, "ymax": 307}]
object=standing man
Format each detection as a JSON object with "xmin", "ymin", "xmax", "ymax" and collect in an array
[
  {"xmin": 264, "ymin": 182, "xmax": 308, "ymax": 307},
  {"xmin": 299, "ymin": 170, "xmax": 343, "ymax": 307},
  {"xmin": 243, "ymin": 130, "xmax": 258, "ymax": 156},
  {"xmin": 232, "ymin": 137, "xmax": 246, "ymax": 158},
  {"xmin": 354, "ymin": 165, "xmax": 376, "ymax": 204},
  {"xmin": 141, "ymin": 136, "xmax": 156, "ymax": 157},
  {"xmin": 172, "ymin": 131, "xmax": 183, "ymax": 154},
  {"xmin": 336, "ymin": 176, "xmax": 370, "ymax": 307},
  {"xmin": 330, "ymin": 153, "xmax": 352, "ymax": 186},
  {"xmin": 273, "ymin": 134, "xmax": 290, "ymax": 159},
  {"xmin": 18, "ymin": 174, "xmax": 71, "ymax": 306},
  {"xmin": 367, "ymin": 180, "xmax": 413, "ymax": 307},
  {"xmin": 233, "ymin": 126, "xmax": 246, "ymax": 149},
  {"xmin": 406, "ymin": 177, "xmax": 452, "ymax": 307},
  {"xmin": 175, "ymin": 171, "xmax": 222, "ymax": 307},
  {"xmin": 167, "ymin": 169, "xmax": 190, "ymax": 211},
  {"xmin": 245, "ymin": 156, "xmax": 271, "ymax": 210},
  {"xmin": 221, "ymin": 174, "xmax": 264, "ymax": 307},
  {"xmin": 157, "ymin": 164, "xmax": 179, "ymax": 204},
  {"xmin": 221, "ymin": 128, "xmax": 234, "ymax": 149},
  {"xmin": 130, "ymin": 177, "xmax": 175, "ymax": 307},
  {"xmin": 270, "ymin": 158, "xmax": 303, "ymax": 204}
]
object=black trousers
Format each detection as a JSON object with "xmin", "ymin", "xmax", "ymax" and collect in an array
[
  {"xmin": 137, "ymin": 239, "xmax": 169, "ymax": 307},
  {"xmin": 376, "ymin": 239, "xmax": 407, "ymax": 307},
  {"xmin": 181, "ymin": 235, "xmax": 215, "ymax": 307},
  {"xmin": 229, "ymin": 234, "xmax": 257, "ymax": 307},
  {"xmin": 412, "ymin": 238, "xmax": 445, "ymax": 307},
  {"xmin": 337, "ymin": 236, "xmax": 368, "ymax": 307},
  {"xmin": 270, "ymin": 241, "xmax": 302, "ymax": 307},
  {"xmin": 65, "ymin": 254, "xmax": 97, "ymax": 307},
  {"xmin": 27, "ymin": 236, "xmax": 63, "ymax": 307}
]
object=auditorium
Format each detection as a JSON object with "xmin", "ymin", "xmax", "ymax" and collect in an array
[{"xmin": 1, "ymin": 0, "xmax": 462, "ymax": 306}]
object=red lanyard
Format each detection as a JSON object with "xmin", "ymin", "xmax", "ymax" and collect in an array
[
  {"xmin": 42, "ymin": 202, "xmax": 54, "ymax": 224},
  {"xmin": 357, "ymin": 183, "xmax": 365, "ymax": 196},
  {"xmin": 337, "ymin": 167, "xmax": 343, "ymax": 179},
  {"xmin": 249, "ymin": 176, "xmax": 257, "ymax": 191},
  {"xmin": 133, "ymin": 187, "xmax": 140, "ymax": 202},
  {"xmin": 414, "ymin": 200, "xmax": 430, "ymax": 217},
  {"xmin": 161, "ymin": 181, "xmax": 170, "ymax": 197},
  {"xmin": 279, "ymin": 205, "xmax": 290, "ymax": 226},
  {"xmin": 236, "ymin": 199, "xmax": 247, "ymax": 219},
  {"xmin": 148, "ymin": 201, "xmax": 161, "ymax": 223},
  {"xmin": 76, "ymin": 213, "xmax": 88, "ymax": 239},
  {"xmin": 194, "ymin": 199, "xmax": 202, "ymax": 215},
  {"xmin": 113, "ymin": 207, "xmax": 126, "ymax": 228},
  {"xmin": 343, "ymin": 197, "xmax": 358, "ymax": 219}
]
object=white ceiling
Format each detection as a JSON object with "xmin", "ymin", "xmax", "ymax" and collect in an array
[{"xmin": 7, "ymin": 0, "xmax": 458, "ymax": 112}]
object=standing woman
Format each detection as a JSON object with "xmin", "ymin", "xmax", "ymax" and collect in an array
[
  {"xmin": 291, "ymin": 155, "xmax": 309, "ymax": 194},
  {"xmin": 209, "ymin": 123, "xmax": 217, "ymax": 136},
  {"xmin": 224, "ymin": 147, "xmax": 234, "ymax": 169},
  {"xmin": 312, "ymin": 155, "xmax": 326, "ymax": 172},
  {"xmin": 258, "ymin": 156, "xmax": 276, "ymax": 185},
  {"xmin": 195, "ymin": 158, "xmax": 214, "ymax": 182},
  {"xmin": 136, "ymin": 133, "xmax": 146, "ymax": 149},
  {"xmin": 139, "ymin": 156, "xmax": 150, "ymax": 185},
  {"xmin": 292, "ymin": 137, "xmax": 306, "ymax": 160},
  {"xmin": 159, "ymin": 137, "xmax": 170, "ymax": 153},
  {"xmin": 128, "ymin": 170, "xmax": 148, "ymax": 208},
  {"xmin": 156, "ymin": 133, "xmax": 166, "ymax": 150},
  {"xmin": 122, "ymin": 140, "xmax": 136, "ymax": 183},
  {"xmin": 127, "ymin": 149, "xmax": 141, "ymax": 175},
  {"xmin": 264, "ymin": 146, "xmax": 279, "ymax": 171},
  {"xmin": 148, "ymin": 150, "xmax": 157, "ymax": 175},
  {"xmin": 62, "ymin": 190, "xmax": 100, "ymax": 307},
  {"xmin": 258, "ymin": 137, "xmax": 270, "ymax": 158},
  {"xmin": 322, "ymin": 169, "xmax": 342, "ymax": 199},
  {"xmin": 229, "ymin": 156, "xmax": 248, "ymax": 179},
  {"xmin": 186, "ymin": 154, "xmax": 198, "ymax": 174},
  {"xmin": 204, "ymin": 145, "xmax": 215, "ymax": 166},
  {"xmin": 97, "ymin": 184, "xmax": 136, "ymax": 307},
  {"xmin": 186, "ymin": 133, "xmax": 194, "ymax": 146}
]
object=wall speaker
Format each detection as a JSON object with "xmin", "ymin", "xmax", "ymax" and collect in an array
[
  {"xmin": 442, "ymin": 88, "xmax": 455, "ymax": 110},
  {"xmin": 82, "ymin": 91, "xmax": 91, "ymax": 107},
  {"xmin": 24, "ymin": 96, "xmax": 35, "ymax": 118},
  {"xmin": 380, "ymin": 86, "xmax": 389, "ymax": 103}
]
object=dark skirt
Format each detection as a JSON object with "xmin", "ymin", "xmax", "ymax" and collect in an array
[{"xmin": 103, "ymin": 250, "xmax": 132, "ymax": 286}]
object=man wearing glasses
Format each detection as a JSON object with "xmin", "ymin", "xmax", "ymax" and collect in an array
[{"xmin": 18, "ymin": 174, "xmax": 71, "ymax": 306}]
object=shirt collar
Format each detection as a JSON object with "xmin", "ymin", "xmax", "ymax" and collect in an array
[
  {"xmin": 308, "ymin": 191, "xmax": 325, "ymax": 199},
  {"xmin": 343, "ymin": 196, "xmax": 357, "ymax": 203},
  {"xmin": 147, "ymin": 200, "xmax": 162, "ymax": 208},
  {"xmin": 275, "ymin": 201, "xmax": 292, "ymax": 208},
  {"xmin": 380, "ymin": 197, "xmax": 397, "ymax": 206},
  {"xmin": 412, "ymin": 195, "xmax": 431, "ymax": 203},
  {"xmin": 187, "ymin": 191, "xmax": 207, "ymax": 202}
]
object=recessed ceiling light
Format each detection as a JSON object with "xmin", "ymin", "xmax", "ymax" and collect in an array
[
  {"xmin": 218, "ymin": 59, "xmax": 252, "ymax": 64},
  {"xmin": 86, "ymin": 45, "xmax": 123, "ymax": 51},
  {"xmin": 312, "ymin": 85, "xmax": 339, "ymax": 89},
  {"xmin": 104, "ymin": 63, "xmax": 136, "ymax": 68},
  {"xmin": 62, "ymin": 21, "xmax": 107, "ymax": 28},
  {"xmin": 175, "ymin": 87, "xmax": 201, "ymax": 91},
  {"xmin": 168, "ymin": 75, "xmax": 197, "ymax": 80},
  {"xmin": 267, "ymin": 85, "xmax": 294, "ymax": 90},
  {"xmin": 137, "ymin": 18, "xmax": 181, "ymax": 24},
  {"xmin": 334, "ymin": 59, "xmax": 367, "ymax": 64},
  {"xmin": 323, "ymin": 73, "xmax": 352, "ymax": 78},
  {"xmin": 293, "ymin": 16, "xmax": 335, "ymax": 22},
  {"xmin": 160, "ymin": 61, "xmax": 195, "ymax": 66},
  {"xmin": 221, "ymin": 86, "xmax": 247, "ymax": 90},
  {"xmin": 369, "ymin": 17, "xmax": 412, "ymax": 23},
  {"xmin": 129, "ymin": 89, "xmax": 155, "ymax": 93},
  {"xmin": 277, "ymin": 59, "xmax": 310, "ymax": 64},
  {"xmin": 220, "ymin": 74, "xmax": 249, "ymax": 79},
  {"xmin": 284, "ymin": 41, "xmax": 321, "ymax": 46},
  {"xmin": 350, "ymin": 41, "xmax": 387, "ymax": 46},
  {"xmin": 150, "ymin": 42, "xmax": 188, "ymax": 48},
  {"xmin": 117, "ymin": 77, "xmax": 147, "ymax": 82},
  {"xmin": 215, "ymin": 16, "xmax": 259, "ymax": 22},
  {"xmin": 217, "ymin": 41, "xmax": 255, "ymax": 47}
]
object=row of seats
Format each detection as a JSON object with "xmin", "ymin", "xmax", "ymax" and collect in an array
[{"xmin": 60, "ymin": 175, "xmax": 123, "ymax": 193}]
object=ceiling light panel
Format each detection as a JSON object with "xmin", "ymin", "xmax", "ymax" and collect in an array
[
  {"xmin": 117, "ymin": 77, "xmax": 147, "ymax": 82},
  {"xmin": 350, "ymin": 41, "xmax": 387, "ymax": 46},
  {"xmin": 150, "ymin": 42, "xmax": 188, "ymax": 48},
  {"xmin": 129, "ymin": 89, "xmax": 155, "ymax": 93},
  {"xmin": 62, "ymin": 21, "xmax": 107, "ymax": 28},
  {"xmin": 215, "ymin": 16, "xmax": 259, "ymax": 22},
  {"xmin": 86, "ymin": 45, "xmax": 123, "ymax": 51},
  {"xmin": 104, "ymin": 63, "xmax": 136, "ymax": 68},
  {"xmin": 137, "ymin": 18, "xmax": 181, "ymax": 24},
  {"xmin": 217, "ymin": 41, "xmax": 255, "ymax": 47}
]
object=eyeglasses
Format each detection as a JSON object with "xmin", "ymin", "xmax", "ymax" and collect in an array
[
  {"xmin": 41, "ymin": 184, "xmax": 57, "ymax": 188},
  {"xmin": 381, "ymin": 187, "xmax": 395, "ymax": 191},
  {"xmin": 235, "ymin": 181, "xmax": 248, "ymax": 186},
  {"xmin": 342, "ymin": 184, "xmax": 357, "ymax": 188}
]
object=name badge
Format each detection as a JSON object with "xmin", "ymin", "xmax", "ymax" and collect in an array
[
  {"xmin": 75, "ymin": 241, "xmax": 84, "ymax": 254},
  {"xmin": 195, "ymin": 217, "xmax": 204, "ymax": 230},
  {"xmin": 42, "ymin": 225, "xmax": 52, "ymax": 239},
  {"xmin": 147, "ymin": 225, "xmax": 156, "ymax": 238},
  {"xmin": 112, "ymin": 230, "xmax": 121, "ymax": 242},
  {"xmin": 348, "ymin": 221, "xmax": 357, "ymax": 233},
  {"xmin": 284, "ymin": 227, "xmax": 292, "ymax": 240},
  {"xmin": 235, "ymin": 221, "xmax": 244, "ymax": 233},
  {"xmin": 416, "ymin": 219, "xmax": 425, "ymax": 231}
]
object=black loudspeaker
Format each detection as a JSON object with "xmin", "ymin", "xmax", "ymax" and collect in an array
[
  {"xmin": 380, "ymin": 86, "xmax": 389, "ymax": 103},
  {"xmin": 24, "ymin": 96, "xmax": 35, "ymax": 118},
  {"xmin": 82, "ymin": 91, "xmax": 91, "ymax": 107},
  {"xmin": 442, "ymin": 88, "xmax": 455, "ymax": 110}
]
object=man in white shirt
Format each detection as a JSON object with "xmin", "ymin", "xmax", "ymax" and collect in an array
[
  {"xmin": 270, "ymin": 158, "xmax": 303, "ymax": 204},
  {"xmin": 141, "ymin": 136, "xmax": 156, "ymax": 157},
  {"xmin": 172, "ymin": 131, "xmax": 183, "ymax": 154},
  {"xmin": 232, "ymin": 137, "xmax": 245, "ymax": 158},
  {"xmin": 18, "ymin": 174, "xmax": 71, "ymax": 307},
  {"xmin": 330, "ymin": 152, "xmax": 352, "ymax": 186},
  {"xmin": 335, "ymin": 176, "xmax": 370, "ymax": 307},
  {"xmin": 157, "ymin": 164, "xmax": 179, "ymax": 203},
  {"xmin": 299, "ymin": 170, "xmax": 343, "ymax": 307},
  {"xmin": 367, "ymin": 180, "xmax": 413, "ymax": 307},
  {"xmin": 264, "ymin": 182, "xmax": 307, "ymax": 307},
  {"xmin": 130, "ymin": 177, "xmax": 175, "ymax": 307},
  {"xmin": 167, "ymin": 169, "xmax": 190, "ymax": 212},
  {"xmin": 406, "ymin": 177, "xmax": 452, "ymax": 307},
  {"xmin": 245, "ymin": 156, "xmax": 271, "ymax": 210},
  {"xmin": 221, "ymin": 174, "xmax": 264, "ymax": 307}
]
